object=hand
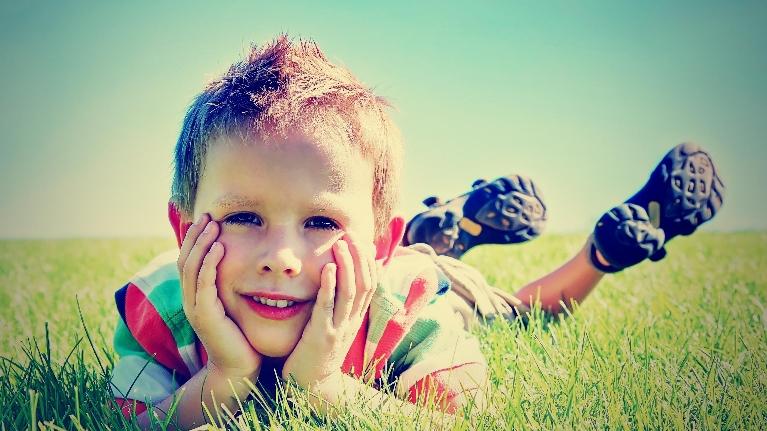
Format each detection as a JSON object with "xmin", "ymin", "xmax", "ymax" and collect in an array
[
  {"xmin": 281, "ymin": 233, "xmax": 378, "ymax": 389},
  {"xmin": 178, "ymin": 213, "xmax": 262, "ymax": 379}
]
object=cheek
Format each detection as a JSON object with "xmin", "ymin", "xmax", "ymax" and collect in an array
[
  {"xmin": 214, "ymin": 235, "xmax": 251, "ymax": 294},
  {"xmin": 304, "ymin": 231, "xmax": 340, "ymax": 269},
  {"xmin": 304, "ymin": 245, "xmax": 335, "ymax": 292}
]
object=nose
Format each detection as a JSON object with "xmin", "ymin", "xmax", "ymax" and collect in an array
[{"xmin": 256, "ymin": 229, "xmax": 303, "ymax": 277}]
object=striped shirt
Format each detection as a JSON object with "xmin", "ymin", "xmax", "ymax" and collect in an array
[{"xmin": 110, "ymin": 246, "xmax": 486, "ymax": 417}]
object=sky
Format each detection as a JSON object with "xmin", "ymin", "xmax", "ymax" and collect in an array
[{"xmin": 0, "ymin": 1, "xmax": 765, "ymax": 238}]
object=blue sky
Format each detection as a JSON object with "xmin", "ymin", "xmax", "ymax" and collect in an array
[{"xmin": 0, "ymin": 1, "xmax": 765, "ymax": 238}]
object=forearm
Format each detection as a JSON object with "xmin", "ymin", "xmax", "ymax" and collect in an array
[{"xmin": 135, "ymin": 364, "xmax": 256, "ymax": 430}]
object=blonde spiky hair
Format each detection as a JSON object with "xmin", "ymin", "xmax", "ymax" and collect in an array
[{"xmin": 171, "ymin": 36, "xmax": 403, "ymax": 235}]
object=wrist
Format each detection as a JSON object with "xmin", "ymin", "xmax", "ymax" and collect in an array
[
  {"xmin": 309, "ymin": 372, "xmax": 356, "ymax": 403},
  {"xmin": 206, "ymin": 361, "xmax": 260, "ymax": 382}
]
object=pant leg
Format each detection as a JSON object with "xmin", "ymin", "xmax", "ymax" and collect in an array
[{"xmin": 406, "ymin": 243, "xmax": 530, "ymax": 329}]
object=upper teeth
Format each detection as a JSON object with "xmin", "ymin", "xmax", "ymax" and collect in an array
[{"xmin": 252, "ymin": 296, "xmax": 295, "ymax": 308}]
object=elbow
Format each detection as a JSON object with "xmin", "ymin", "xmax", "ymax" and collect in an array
[{"xmin": 407, "ymin": 362, "xmax": 488, "ymax": 414}]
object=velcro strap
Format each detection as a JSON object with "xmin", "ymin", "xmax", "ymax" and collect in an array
[{"xmin": 458, "ymin": 217, "xmax": 482, "ymax": 236}]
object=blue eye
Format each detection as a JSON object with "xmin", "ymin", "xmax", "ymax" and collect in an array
[
  {"xmin": 223, "ymin": 212, "xmax": 262, "ymax": 226},
  {"xmin": 305, "ymin": 216, "xmax": 339, "ymax": 231}
]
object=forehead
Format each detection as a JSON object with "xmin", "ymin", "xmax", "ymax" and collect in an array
[{"xmin": 202, "ymin": 131, "xmax": 374, "ymax": 198}]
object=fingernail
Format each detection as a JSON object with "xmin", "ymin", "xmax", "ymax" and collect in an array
[
  {"xmin": 324, "ymin": 262, "xmax": 336, "ymax": 275},
  {"xmin": 203, "ymin": 221, "xmax": 213, "ymax": 234}
]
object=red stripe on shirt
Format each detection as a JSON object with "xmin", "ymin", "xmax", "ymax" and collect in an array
[
  {"xmin": 342, "ymin": 311, "xmax": 369, "ymax": 378},
  {"xmin": 407, "ymin": 363, "xmax": 480, "ymax": 414},
  {"xmin": 116, "ymin": 397, "xmax": 147, "ymax": 418},
  {"xmin": 370, "ymin": 276, "xmax": 436, "ymax": 378},
  {"xmin": 402, "ymin": 276, "xmax": 429, "ymax": 311},
  {"xmin": 125, "ymin": 283, "xmax": 191, "ymax": 378}
]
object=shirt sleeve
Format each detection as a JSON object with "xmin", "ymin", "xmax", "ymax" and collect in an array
[
  {"xmin": 111, "ymin": 317, "xmax": 180, "ymax": 417},
  {"xmin": 389, "ymin": 293, "xmax": 487, "ymax": 413},
  {"xmin": 109, "ymin": 254, "xmax": 203, "ymax": 418}
]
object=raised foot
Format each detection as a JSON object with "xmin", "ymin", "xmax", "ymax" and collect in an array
[
  {"xmin": 658, "ymin": 143, "xmax": 725, "ymax": 236},
  {"xmin": 628, "ymin": 142, "xmax": 725, "ymax": 240},
  {"xmin": 592, "ymin": 203, "xmax": 665, "ymax": 273},
  {"xmin": 404, "ymin": 174, "xmax": 548, "ymax": 259},
  {"xmin": 468, "ymin": 175, "xmax": 547, "ymax": 242}
]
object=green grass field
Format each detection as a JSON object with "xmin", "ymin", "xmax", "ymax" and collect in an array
[{"xmin": 1, "ymin": 233, "xmax": 765, "ymax": 429}]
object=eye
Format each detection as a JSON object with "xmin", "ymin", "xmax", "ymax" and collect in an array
[
  {"xmin": 304, "ymin": 216, "xmax": 339, "ymax": 231},
  {"xmin": 223, "ymin": 212, "xmax": 263, "ymax": 226}
]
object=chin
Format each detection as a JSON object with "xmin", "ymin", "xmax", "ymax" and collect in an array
[
  {"xmin": 245, "ymin": 324, "xmax": 304, "ymax": 358},
  {"xmin": 255, "ymin": 341, "xmax": 299, "ymax": 358}
]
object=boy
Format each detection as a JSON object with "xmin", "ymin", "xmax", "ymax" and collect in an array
[
  {"xmin": 109, "ymin": 36, "xmax": 724, "ymax": 428},
  {"xmin": 111, "ymin": 36, "xmax": 486, "ymax": 428}
]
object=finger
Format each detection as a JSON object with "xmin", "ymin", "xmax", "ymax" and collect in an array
[
  {"xmin": 179, "ymin": 214, "xmax": 208, "ymax": 312},
  {"xmin": 353, "ymin": 253, "xmax": 379, "ymax": 323},
  {"xmin": 177, "ymin": 214, "xmax": 208, "ymax": 274},
  {"xmin": 357, "ymin": 254, "xmax": 377, "ymax": 319},
  {"xmin": 195, "ymin": 241, "xmax": 225, "ymax": 313},
  {"xmin": 182, "ymin": 219, "xmax": 219, "ymax": 309},
  {"xmin": 343, "ymin": 234, "xmax": 372, "ymax": 317},
  {"xmin": 312, "ymin": 263, "xmax": 337, "ymax": 326},
  {"xmin": 332, "ymin": 239, "xmax": 356, "ymax": 327}
]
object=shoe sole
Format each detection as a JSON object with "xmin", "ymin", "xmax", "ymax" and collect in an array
[
  {"xmin": 405, "ymin": 175, "xmax": 547, "ymax": 258},
  {"xmin": 628, "ymin": 142, "xmax": 725, "ymax": 238}
]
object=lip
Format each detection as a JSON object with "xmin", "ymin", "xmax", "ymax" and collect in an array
[
  {"xmin": 241, "ymin": 292, "xmax": 312, "ymax": 321},
  {"xmin": 242, "ymin": 291, "xmax": 305, "ymax": 301}
]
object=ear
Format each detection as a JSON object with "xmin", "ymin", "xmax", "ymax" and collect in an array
[
  {"xmin": 374, "ymin": 216, "xmax": 406, "ymax": 265},
  {"xmin": 168, "ymin": 202, "xmax": 193, "ymax": 249}
]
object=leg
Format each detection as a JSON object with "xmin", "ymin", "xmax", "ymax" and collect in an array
[
  {"xmin": 514, "ymin": 142, "xmax": 725, "ymax": 315},
  {"xmin": 414, "ymin": 143, "xmax": 724, "ymax": 323},
  {"xmin": 512, "ymin": 239, "xmax": 605, "ymax": 315}
]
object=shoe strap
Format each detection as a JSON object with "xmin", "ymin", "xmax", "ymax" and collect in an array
[
  {"xmin": 458, "ymin": 217, "xmax": 482, "ymax": 236},
  {"xmin": 587, "ymin": 237, "xmax": 623, "ymax": 273}
]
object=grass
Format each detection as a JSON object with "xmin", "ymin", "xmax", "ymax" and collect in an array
[{"xmin": 0, "ymin": 233, "xmax": 765, "ymax": 429}]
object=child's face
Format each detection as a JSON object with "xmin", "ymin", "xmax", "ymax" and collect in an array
[{"xmin": 193, "ymin": 132, "xmax": 377, "ymax": 358}]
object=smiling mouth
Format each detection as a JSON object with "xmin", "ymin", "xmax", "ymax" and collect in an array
[
  {"xmin": 250, "ymin": 295, "xmax": 295, "ymax": 308},
  {"xmin": 242, "ymin": 292, "xmax": 312, "ymax": 320}
]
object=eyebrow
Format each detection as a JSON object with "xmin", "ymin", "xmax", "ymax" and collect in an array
[
  {"xmin": 210, "ymin": 193, "xmax": 354, "ymax": 218},
  {"xmin": 212, "ymin": 194, "xmax": 261, "ymax": 210},
  {"xmin": 307, "ymin": 195, "xmax": 355, "ymax": 219}
]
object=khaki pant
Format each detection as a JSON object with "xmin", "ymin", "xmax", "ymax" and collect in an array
[{"xmin": 407, "ymin": 243, "xmax": 530, "ymax": 329}]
